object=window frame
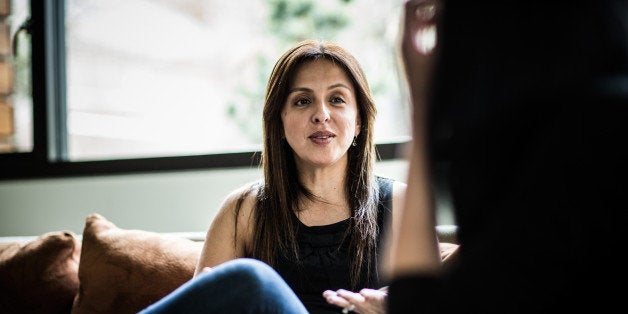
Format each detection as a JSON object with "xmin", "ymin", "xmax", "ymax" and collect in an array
[{"xmin": 0, "ymin": 0, "xmax": 408, "ymax": 181}]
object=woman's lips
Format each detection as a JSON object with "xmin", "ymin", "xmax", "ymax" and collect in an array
[{"xmin": 309, "ymin": 131, "xmax": 335, "ymax": 144}]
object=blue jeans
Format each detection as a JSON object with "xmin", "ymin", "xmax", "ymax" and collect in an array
[{"xmin": 139, "ymin": 258, "xmax": 309, "ymax": 314}]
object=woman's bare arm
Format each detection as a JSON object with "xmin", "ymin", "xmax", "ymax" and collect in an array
[
  {"xmin": 384, "ymin": 0, "xmax": 442, "ymax": 279},
  {"xmin": 194, "ymin": 185, "xmax": 255, "ymax": 276}
]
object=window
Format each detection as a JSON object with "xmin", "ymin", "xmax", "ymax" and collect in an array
[{"xmin": 1, "ymin": 0, "xmax": 409, "ymax": 179}]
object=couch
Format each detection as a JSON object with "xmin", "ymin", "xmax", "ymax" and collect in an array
[{"xmin": 0, "ymin": 213, "xmax": 458, "ymax": 314}]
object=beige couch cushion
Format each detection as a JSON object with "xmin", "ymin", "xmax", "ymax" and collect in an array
[{"xmin": 71, "ymin": 213, "xmax": 203, "ymax": 314}]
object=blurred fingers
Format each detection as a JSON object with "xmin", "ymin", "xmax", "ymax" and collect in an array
[
  {"xmin": 336, "ymin": 289, "xmax": 366, "ymax": 305},
  {"xmin": 323, "ymin": 290, "xmax": 353, "ymax": 308},
  {"xmin": 404, "ymin": 0, "xmax": 439, "ymax": 55},
  {"xmin": 359, "ymin": 288, "xmax": 387, "ymax": 301}
]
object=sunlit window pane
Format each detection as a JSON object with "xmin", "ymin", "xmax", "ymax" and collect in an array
[{"xmin": 66, "ymin": 0, "xmax": 409, "ymax": 161}]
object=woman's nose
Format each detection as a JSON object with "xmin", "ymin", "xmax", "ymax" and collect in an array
[{"xmin": 312, "ymin": 102, "xmax": 330, "ymax": 123}]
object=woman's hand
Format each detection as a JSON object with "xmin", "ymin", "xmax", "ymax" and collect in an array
[
  {"xmin": 323, "ymin": 287, "xmax": 387, "ymax": 314},
  {"xmin": 400, "ymin": 0, "xmax": 438, "ymax": 80},
  {"xmin": 400, "ymin": 0, "xmax": 439, "ymax": 131}
]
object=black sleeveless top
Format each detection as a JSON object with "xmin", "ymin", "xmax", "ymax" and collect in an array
[{"xmin": 273, "ymin": 176, "xmax": 394, "ymax": 314}]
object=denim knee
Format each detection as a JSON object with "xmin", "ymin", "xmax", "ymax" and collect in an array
[
  {"xmin": 213, "ymin": 258, "xmax": 285, "ymax": 296},
  {"xmin": 141, "ymin": 258, "xmax": 307, "ymax": 314}
]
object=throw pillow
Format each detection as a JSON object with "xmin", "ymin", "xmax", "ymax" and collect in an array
[
  {"xmin": 71, "ymin": 213, "xmax": 203, "ymax": 314},
  {"xmin": 0, "ymin": 231, "xmax": 81, "ymax": 314}
]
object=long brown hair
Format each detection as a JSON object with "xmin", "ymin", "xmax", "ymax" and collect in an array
[{"xmin": 238, "ymin": 40, "xmax": 380, "ymax": 289}]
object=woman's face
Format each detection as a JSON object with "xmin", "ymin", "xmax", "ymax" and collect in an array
[{"xmin": 281, "ymin": 59, "xmax": 361, "ymax": 169}]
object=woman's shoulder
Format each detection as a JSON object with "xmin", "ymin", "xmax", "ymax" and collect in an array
[
  {"xmin": 223, "ymin": 180, "xmax": 261, "ymax": 202},
  {"xmin": 216, "ymin": 180, "xmax": 262, "ymax": 223},
  {"xmin": 214, "ymin": 181, "xmax": 262, "ymax": 247}
]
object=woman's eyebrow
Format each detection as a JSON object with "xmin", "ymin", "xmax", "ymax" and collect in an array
[
  {"xmin": 288, "ymin": 83, "xmax": 351, "ymax": 94},
  {"xmin": 328, "ymin": 83, "xmax": 351, "ymax": 91},
  {"xmin": 287, "ymin": 87, "xmax": 313, "ymax": 94}
]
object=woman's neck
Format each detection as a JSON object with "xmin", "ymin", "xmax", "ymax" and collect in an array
[
  {"xmin": 296, "ymin": 154, "xmax": 348, "ymax": 196},
  {"xmin": 295, "ymin": 163, "xmax": 351, "ymax": 226}
]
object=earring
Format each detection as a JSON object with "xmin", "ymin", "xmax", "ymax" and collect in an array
[{"xmin": 352, "ymin": 137, "xmax": 357, "ymax": 147}]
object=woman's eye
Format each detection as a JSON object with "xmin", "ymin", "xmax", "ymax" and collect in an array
[
  {"xmin": 330, "ymin": 96, "xmax": 345, "ymax": 104},
  {"xmin": 294, "ymin": 98, "xmax": 311, "ymax": 106}
]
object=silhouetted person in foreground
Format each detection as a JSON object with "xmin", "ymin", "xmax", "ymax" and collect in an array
[{"xmin": 386, "ymin": 0, "xmax": 626, "ymax": 312}]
